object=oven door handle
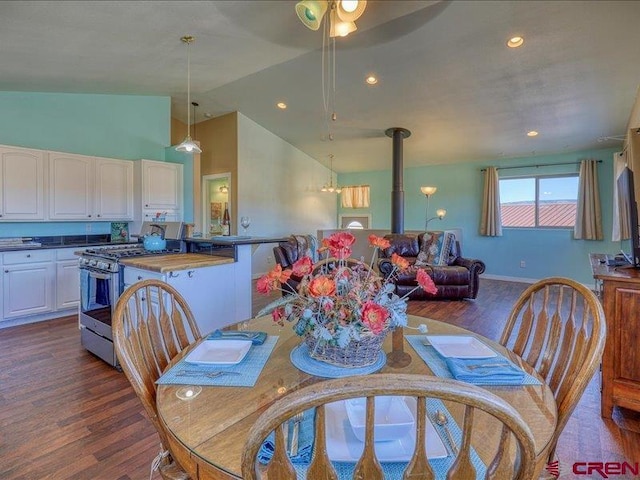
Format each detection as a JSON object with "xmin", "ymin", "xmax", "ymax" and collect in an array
[{"xmin": 80, "ymin": 267, "xmax": 112, "ymax": 280}]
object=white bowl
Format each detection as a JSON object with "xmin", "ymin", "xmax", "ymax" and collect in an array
[{"xmin": 345, "ymin": 396, "xmax": 415, "ymax": 442}]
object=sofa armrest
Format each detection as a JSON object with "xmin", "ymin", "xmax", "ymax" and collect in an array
[
  {"xmin": 378, "ymin": 258, "xmax": 394, "ymax": 278},
  {"xmin": 452, "ymin": 256, "xmax": 486, "ymax": 299}
]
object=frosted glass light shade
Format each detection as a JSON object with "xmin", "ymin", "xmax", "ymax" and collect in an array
[
  {"xmin": 420, "ymin": 186, "xmax": 437, "ymax": 196},
  {"xmin": 336, "ymin": 0, "xmax": 367, "ymax": 22},
  {"xmin": 175, "ymin": 135, "xmax": 202, "ymax": 153},
  {"xmin": 295, "ymin": 0, "xmax": 329, "ymax": 30},
  {"xmin": 330, "ymin": 9, "xmax": 357, "ymax": 37},
  {"xmin": 436, "ymin": 209, "xmax": 447, "ymax": 219}
]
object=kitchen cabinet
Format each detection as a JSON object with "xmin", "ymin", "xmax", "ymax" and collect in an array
[
  {"xmin": 2, "ymin": 250, "xmax": 55, "ymax": 319},
  {"xmin": 123, "ymin": 263, "xmax": 236, "ymax": 334},
  {"xmin": 136, "ymin": 159, "xmax": 183, "ymax": 220},
  {"xmin": 55, "ymin": 248, "xmax": 80, "ymax": 310},
  {"xmin": 0, "ymin": 145, "xmax": 46, "ymax": 220},
  {"xmin": 49, "ymin": 152, "xmax": 134, "ymax": 221}
]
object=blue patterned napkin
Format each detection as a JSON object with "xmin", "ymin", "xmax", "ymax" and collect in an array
[
  {"xmin": 258, "ymin": 408, "xmax": 315, "ymax": 465},
  {"xmin": 207, "ymin": 329, "xmax": 267, "ymax": 345},
  {"xmin": 406, "ymin": 335, "xmax": 541, "ymax": 386},
  {"xmin": 445, "ymin": 357, "xmax": 525, "ymax": 385},
  {"xmin": 156, "ymin": 336, "xmax": 278, "ymax": 387}
]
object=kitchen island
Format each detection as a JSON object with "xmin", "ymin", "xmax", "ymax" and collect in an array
[{"xmin": 121, "ymin": 236, "xmax": 288, "ymax": 334}]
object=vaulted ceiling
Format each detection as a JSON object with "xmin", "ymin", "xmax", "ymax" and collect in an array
[{"xmin": 1, "ymin": 1, "xmax": 639, "ymax": 172}]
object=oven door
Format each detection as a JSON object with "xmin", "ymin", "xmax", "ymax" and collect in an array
[{"xmin": 79, "ymin": 265, "xmax": 120, "ymax": 338}]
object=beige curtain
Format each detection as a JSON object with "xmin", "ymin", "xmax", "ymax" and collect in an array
[
  {"xmin": 574, "ymin": 159, "xmax": 603, "ymax": 240},
  {"xmin": 480, "ymin": 167, "xmax": 502, "ymax": 236},
  {"xmin": 341, "ymin": 185, "xmax": 370, "ymax": 208}
]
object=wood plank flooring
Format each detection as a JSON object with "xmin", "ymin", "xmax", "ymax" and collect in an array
[{"xmin": 0, "ymin": 278, "xmax": 638, "ymax": 479}]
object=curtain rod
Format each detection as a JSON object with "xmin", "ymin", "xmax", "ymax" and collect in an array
[{"xmin": 480, "ymin": 159, "xmax": 602, "ymax": 172}]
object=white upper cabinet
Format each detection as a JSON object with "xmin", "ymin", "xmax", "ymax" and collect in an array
[
  {"xmin": 49, "ymin": 152, "xmax": 93, "ymax": 220},
  {"xmin": 0, "ymin": 145, "xmax": 46, "ymax": 220},
  {"xmin": 49, "ymin": 152, "xmax": 134, "ymax": 221},
  {"xmin": 136, "ymin": 159, "xmax": 183, "ymax": 218},
  {"xmin": 94, "ymin": 158, "xmax": 134, "ymax": 220}
]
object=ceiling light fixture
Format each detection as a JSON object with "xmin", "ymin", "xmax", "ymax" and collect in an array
[
  {"xmin": 365, "ymin": 75, "xmax": 378, "ymax": 85},
  {"xmin": 507, "ymin": 36, "xmax": 524, "ymax": 48},
  {"xmin": 219, "ymin": 185, "xmax": 229, "ymax": 193},
  {"xmin": 175, "ymin": 35, "xmax": 202, "ymax": 154},
  {"xmin": 295, "ymin": 1, "xmax": 366, "ymax": 38},
  {"xmin": 277, "ymin": 102, "xmax": 287, "ymax": 109},
  {"xmin": 527, "ymin": 130, "xmax": 539, "ymax": 137},
  {"xmin": 322, "ymin": 154, "xmax": 342, "ymax": 193}
]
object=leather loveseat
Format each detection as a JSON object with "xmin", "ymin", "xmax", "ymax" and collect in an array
[
  {"xmin": 272, "ymin": 234, "xmax": 319, "ymax": 296},
  {"xmin": 377, "ymin": 232, "xmax": 485, "ymax": 300}
]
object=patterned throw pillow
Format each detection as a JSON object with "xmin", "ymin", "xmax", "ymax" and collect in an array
[
  {"xmin": 414, "ymin": 250, "xmax": 429, "ymax": 267},
  {"xmin": 420, "ymin": 231, "xmax": 456, "ymax": 266}
]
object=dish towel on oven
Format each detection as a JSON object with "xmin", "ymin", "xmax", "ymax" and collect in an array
[
  {"xmin": 258, "ymin": 408, "xmax": 315, "ymax": 464},
  {"xmin": 95, "ymin": 278, "xmax": 110, "ymax": 306},
  {"xmin": 80, "ymin": 269, "xmax": 91, "ymax": 311}
]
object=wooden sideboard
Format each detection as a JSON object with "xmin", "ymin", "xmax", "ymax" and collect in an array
[{"xmin": 590, "ymin": 253, "xmax": 640, "ymax": 417}]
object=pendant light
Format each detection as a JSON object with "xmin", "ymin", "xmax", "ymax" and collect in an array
[{"xmin": 175, "ymin": 35, "xmax": 202, "ymax": 154}]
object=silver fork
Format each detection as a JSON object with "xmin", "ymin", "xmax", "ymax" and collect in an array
[
  {"xmin": 175, "ymin": 370, "xmax": 241, "ymax": 378},
  {"xmin": 289, "ymin": 412, "xmax": 304, "ymax": 456}
]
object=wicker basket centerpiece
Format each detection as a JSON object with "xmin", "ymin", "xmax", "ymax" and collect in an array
[{"xmin": 256, "ymin": 233, "xmax": 438, "ymax": 369}]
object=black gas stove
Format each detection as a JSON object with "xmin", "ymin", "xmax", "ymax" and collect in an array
[{"xmin": 79, "ymin": 242, "xmax": 182, "ymax": 272}]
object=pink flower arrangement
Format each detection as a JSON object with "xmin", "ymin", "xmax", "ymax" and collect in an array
[{"xmin": 257, "ymin": 232, "xmax": 437, "ymax": 348}]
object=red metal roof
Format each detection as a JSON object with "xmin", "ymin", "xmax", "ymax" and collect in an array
[{"xmin": 501, "ymin": 202, "xmax": 577, "ymax": 227}]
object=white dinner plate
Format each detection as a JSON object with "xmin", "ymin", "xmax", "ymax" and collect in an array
[
  {"xmin": 325, "ymin": 397, "xmax": 448, "ymax": 462},
  {"xmin": 426, "ymin": 335, "xmax": 497, "ymax": 359},
  {"xmin": 184, "ymin": 339, "xmax": 252, "ymax": 365}
]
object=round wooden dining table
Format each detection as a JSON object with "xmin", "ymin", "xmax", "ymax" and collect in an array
[{"xmin": 156, "ymin": 315, "xmax": 557, "ymax": 480}]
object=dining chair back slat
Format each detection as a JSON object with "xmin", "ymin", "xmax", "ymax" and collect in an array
[
  {"xmin": 241, "ymin": 375, "xmax": 537, "ymax": 480},
  {"xmin": 403, "ymin": 397, "xmax": 435, "ymax": 479},
  {"xmin": 113, "ymin": 279, "xmax": 201, "ymax": 480},
  {"xmin": 307, "ymin": 406, "xmax": 338, "ymax": 480},
  {"xmin": 499, "ymin": 276, "xmax": 606, "ymax": 461}
]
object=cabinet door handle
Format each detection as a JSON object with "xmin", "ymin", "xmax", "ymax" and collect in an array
[
  {"xmin": 188, "ymin": 270, "xmax": 195, "ymax": 278},
  {"xmin": 88, "ymin": 214, "xmax": 92, "ymax": 218},
  {"xmin": 137, "ymin": 276, "xmax": 143, "ymax": 280},
  {"xmin": 26, "ymin": 254, "xmax": 31, "ymax": 258},
  {"xmin": 169, "ymin": 272, "xmax": 179, "ymax": 278},
  {"xmin": 4, "ymin": 270, "xmax": 8, "ymax": 273},
  {"xmin": 97, "ymin": 214, "xmax": 101, "ymax": 217}
]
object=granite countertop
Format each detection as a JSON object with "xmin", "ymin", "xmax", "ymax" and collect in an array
[
  {"xmin": 0, "ymin": 234, "xmax": 136, "ymax": 252},
  {"xmin": 119, "ymin": 253, "xmax": 234, "ymax": 273},
  {"xmin": 185, "ymin": 235, "xmax": 290, "ymax": 245}
]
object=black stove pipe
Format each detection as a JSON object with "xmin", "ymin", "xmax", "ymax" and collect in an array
[{"xmin": 385, "ymin": 127, "xmax": 411, "ymax": 234}]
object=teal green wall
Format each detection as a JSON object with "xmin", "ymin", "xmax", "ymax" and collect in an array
[
  {"xmin": 338, "ymin": 147, "xmax": 621, "ymax": 285},
  {"xmin": 0, "ymin": 91, "xmax": 174, "ymax": 237}
]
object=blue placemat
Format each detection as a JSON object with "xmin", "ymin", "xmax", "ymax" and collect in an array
[
  {"xmin": 287, "ymin": 399, "xmax": 486, "ymax": 479},
  {"xmin": 290, "ymin": 343, "xmax": 386, "ymax": 378},
  {"xmin": 156, "ymin": 336, "xmax": 278, "ymax": 387},
  {"xmin": 406, "ymin": 335, "xmax": 541, "ymax": 386}
]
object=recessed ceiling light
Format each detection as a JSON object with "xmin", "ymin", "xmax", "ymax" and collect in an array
[
  {"xmin": 527, "ymin": 130, "xmax": 539, "ymax": 137},
  {"xmin": 507, "ymin": 36, "xmax": 524, "ymax": 48},
  {"xmin": 203, "ymin": 112, "xmax": 213, "ymax": 118},
  {"xmin": 365, "ymin": 75, "xmax": 378, "ymax": 85},
  {"xmin": 277, "ymin": 102, "xmax": 287, "ymax": 109}
]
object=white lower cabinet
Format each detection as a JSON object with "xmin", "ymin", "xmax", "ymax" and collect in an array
[
  {"xmin": 1, "ymin": 248, "xmax": 80, "ymax": 323},
  {"xmin": 3, "ymin": 250, "xmax": 55, "ymax": 319},
  {"xmin": 55, "ymin": 248, "xmax": 80, "ymax": 310},
  {"xmin": 123, "ymin": 263, "xmax": 237, "ymax": 334}
]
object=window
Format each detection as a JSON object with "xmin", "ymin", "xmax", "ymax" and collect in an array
[
  {"xmin": 499, "ymin": 174, "xmax": 579, "ymax": 228},
  {"xmin": 339, "ymin": 214, "xmax": 371, "ymax": 229}
]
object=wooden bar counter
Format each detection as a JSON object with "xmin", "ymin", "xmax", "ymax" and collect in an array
[{"xmin": 590, "ymin": 253, "xmax": 640, "ymax": 417}]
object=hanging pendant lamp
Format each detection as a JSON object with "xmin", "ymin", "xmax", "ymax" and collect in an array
[{"xmin": 175, "ymin": 35, "xmax": 202, "ymax": 154}]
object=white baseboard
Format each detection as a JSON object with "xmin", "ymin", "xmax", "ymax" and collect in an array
[
  {"xmin": 481, "ymin": 274, "xmax": 597, "ymax": 292},
  {"xmin": 0, "ymin": 308, "xmax": 77, "ymax": 329}
]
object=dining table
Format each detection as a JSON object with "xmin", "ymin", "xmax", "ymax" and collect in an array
[{"xmin": 156, "ymin": 314, "xmax": 557, "ymax": 479}]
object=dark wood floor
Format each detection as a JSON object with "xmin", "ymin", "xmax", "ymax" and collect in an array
[{"xmin": 1, "ymin": 278, "xmax": 638, "ymax": 479}]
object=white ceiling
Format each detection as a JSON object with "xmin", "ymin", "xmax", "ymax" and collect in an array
[{"xmin": 1, "ymin": 0, "xmax": 639, "ymax": 172}]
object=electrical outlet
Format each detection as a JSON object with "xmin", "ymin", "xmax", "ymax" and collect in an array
[
  {"xmin": 86, "ymin": 223, "xmax": 92, "ymax": 233},
  {"xmin": 520, "ymin": 260, "xmax": 526, "ymax": 268}
]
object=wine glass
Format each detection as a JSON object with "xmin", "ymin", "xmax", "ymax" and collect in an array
[{"xmin": 240, "ymin": 216, "xmax": 251, "ymax": 235}]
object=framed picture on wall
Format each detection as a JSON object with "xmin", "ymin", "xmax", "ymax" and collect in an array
[
  {"xmin": 211, "ymin": 202, "xmax": 222, "ymax": 220},
  {"xmin": 339, "ymin": 214, "xmax": 371, "ymax": 229}
]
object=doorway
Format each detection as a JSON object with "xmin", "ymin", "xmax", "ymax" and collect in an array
[{"xmin": 202, "ymin": 173, "xmax": 231, "ymax": 235}]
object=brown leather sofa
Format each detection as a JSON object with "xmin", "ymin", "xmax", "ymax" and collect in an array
[
  {"xmin": 272, "ymin": 235, "xmax": 318, "ymax": 295},
  {"xmin": 377, "ymin": 233, "xmax": 485, "ymax": 300}
]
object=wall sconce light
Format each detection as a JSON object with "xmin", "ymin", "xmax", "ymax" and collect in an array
[{"xmin": 421, "ymin": 186, "xmax": 447, "ymax": 230}]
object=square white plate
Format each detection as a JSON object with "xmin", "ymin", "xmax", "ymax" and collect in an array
[
  {"xmin": 426, "ymin": 335, "xmax": 497, "ymax": 359},
  {"xmin": 345, "ymin": 396, "xmax": 415, "ymax": 442},
  {"xmin": 184, "ymin": 339, "xmax": 252, "ymax": 365},
  {"xmin": 325, "ymin": 397, "xmax": 448, "ymax": 462}
]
